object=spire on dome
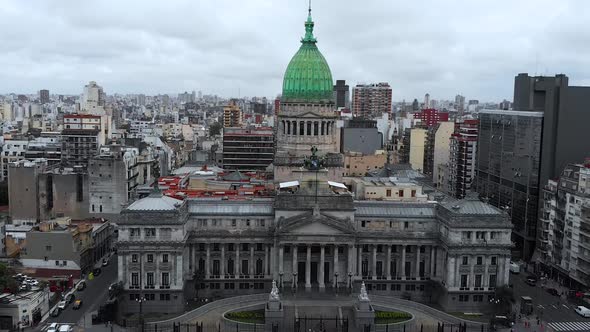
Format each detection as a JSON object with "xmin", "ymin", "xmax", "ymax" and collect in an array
[{"xmin": 302, "ymin": 0, "xmax": 317, "ymax": 44}]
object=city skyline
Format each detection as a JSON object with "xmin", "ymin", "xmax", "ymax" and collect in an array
[{"xmin": 1, "ymin": 0, "xmax": 589, "ymax": 101}]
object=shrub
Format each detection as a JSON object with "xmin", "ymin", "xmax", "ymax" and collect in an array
[
  {"xmin": 225, "ymin": 310, "xmax": 265, "ymax": 323},
  {"xmin": 375, "ymin": 311, "xmax": 412, "ymax": 324}
]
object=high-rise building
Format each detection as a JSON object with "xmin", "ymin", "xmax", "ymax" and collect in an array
[
  {"xmin": 408, "ymin": 128, "xmax": 427, "ymax": 172},
  {"xmin": 275, "ymin": 7, "xmax": 342, "ymax": 181},
  {"xmin": 222, "ymin": 127, "xmax": 274, "ymax": 171},
  {"xmin": 537, "ymin": 160, "xmax": 590, "ymax": 287},
  {"xmin": 340, "ymin": 119, "xmax": 382, "ymax": 155},
  {"xmin": 448, "ymin": 119, "xmax": 478, "ymax": 198},
  {"xmin": 351, "ymin": 83, "xmax": 392, "ymax": 118},
  {"xmin": 223, "ymin": 100, "xmax": 242, "ymax": 127},
  {"xmin": 39, "ymin": 89, "xmax": 50, "ymax": 104},
  {"xmin": 414, "ymin": 108, "xmax": 449, "ymax": 127},
  {"xmin": 455, "ymin": 94, "xmax": 465, "ymax": 114},
  {"xmin": 82, "ymin": 81, "xmax": 105, "ymax": 113},
  {"xmin": 424, "ymin": 121, "xmax": 454, "ymax": 183},
  {"xmin": 475, "ymin": 110, "xmax": 543, "ymax": 259},
  {"xmin": 333, "ymin": 80, "xmax": 350, "ymax": 109},
  {"xmin": 424, "ymin": 93, "xmax": 430, "ymax": 108},
  {"xmin": 61, "ymin": 114, "xmax": 101, "ymax": 167},
  {"xmin": 513, "ymin": 73, "xmax": 590, "ymax": 190}
]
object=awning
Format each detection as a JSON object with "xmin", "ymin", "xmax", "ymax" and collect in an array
[
  {"xmin": 328, "ymin": 181, "xmax": 347, "ymax": 189},
  {"xmin": 279, "ymin": 181, "xmax": 300, "ymax": 189}
]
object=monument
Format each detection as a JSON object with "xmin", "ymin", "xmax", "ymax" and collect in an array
[
  {"xmin": 265, "ymin": 280, "xmax": 284, "ymax": 332},
  {"xmin": 353, "ymin": 282, "xmax": 375, "ymax": 331}
]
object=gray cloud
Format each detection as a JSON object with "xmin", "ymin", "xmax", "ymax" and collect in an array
[{"xmin": 1, "ymin": 0, "xmax": 589, "ymax": 101}]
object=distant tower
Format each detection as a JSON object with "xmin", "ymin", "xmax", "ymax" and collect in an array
[
  {"xmin": 39, "ymin": 89, "xmax": 50, "ymax": 104},
  {"xmin": 424, "ymin": 93, "xmax": 430, "ymax": 108}
]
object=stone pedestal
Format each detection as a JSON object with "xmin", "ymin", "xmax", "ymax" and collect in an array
[
  {"xmin": 265, "ymin": 281, "xmax": 284, "ymax": 332},
  {"xmin": 353, "ymin": 282, "xmax": 375, "ymax": 332}
]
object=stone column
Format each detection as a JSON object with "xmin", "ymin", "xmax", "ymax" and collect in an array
[
  {"xmin": 386, "ymin": 245, "xmax": 392, "ymax": 280},
  {"xmin": 270, "ymin": 244, "xmax": 277, "ymax": 280},
  {"xmin": 250, "ymin": 245, "xmax": 255, "ymax": 276},
  {"xmin": 348, "ymin": 245, "xmax": 355, "ymax": 278},
  {"xmin": 235, "ymin": 243, "xmax": 240, "ymax": 276},
  {"xmin": 279, "ymin": 245, "xmax": 284, "ymax": 275},
  {"xmin": 264, "ymin": 244, "xmax": 269, "ymax": 276},
  {"xmin": 205, "ymin": 244, "xmax": 211, "ymax": 278},
  {"xmin": 333, "ymin": 245, "xmax": 339, "ymax": 287},
  {"xmin": 447, "ymin": 256, "xmax": 455, "ymax": 288},
  {"xmin": 305, "ymin": 245, "xmax": 311, "ymax": 288},
  {"xmin": 483, "ymin": 256, "xmax": 489, "ymax": 288},
  {"xmin": 372, "ymin": 245, "xmax": 377, "ymax": 280},
  {"xmin": 430, "ymin": 246, "xmax": 436, "ymax": 278},
  {"xmin": 220, "ymin": 243, "xmax": 225, "ymax": 278},
  {"xmin": 319, "ymin": 245, "xmax": 325, "ymax": 288},
  {"xmin": 503, "ymin": 256, "xmax": 510, "ymax": 286},
  {"xmin": 416, "ymin": 245, "xmax": 421, "ymax": 279},
  {"xmin": 357, "ymin": 245, "xmax": 362, "ymax": 277},
  {"xmin": 293, "ymin": 244, "xmax": 298, "ymax": 284},
  {"xmin": 401, "ymin": 245, "xmax": 406, "ymax": 280}
]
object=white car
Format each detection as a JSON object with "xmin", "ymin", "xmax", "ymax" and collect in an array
[
  {"xmin": 57, "ymin": 300, "xmax": 67, "ymax": 310},
  {"xmin": 575, "ymin": 306, "xmax": 590, "ymax": 318},
  {"xmin": 47, "ymin": 323, "xmax": 59, "ymax": 332},
  {"xmin": 58, "ymin": 324, "xmax": 73, "ymax": 332}
]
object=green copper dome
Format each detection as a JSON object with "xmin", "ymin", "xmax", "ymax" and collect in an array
[{"xmin": 282, "ymin": 9, "xmax": 334, "ymax": 103}]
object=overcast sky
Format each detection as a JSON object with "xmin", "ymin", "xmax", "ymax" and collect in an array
[{"xmin": 1, "ymin": 0, "xmax": 589, "ymax": 102}]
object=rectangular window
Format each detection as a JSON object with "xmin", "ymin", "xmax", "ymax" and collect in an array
[
  {"xmin": 132, "ymin": 254, "xmax": 138, "ymax": 263},
  {"xmin": 459, "ymin": 295, "xmax": 469, "ymax": 302},
  {"xmin": 161, "ymin": 273, "xmax": 170, "ymax": 286},
  {"xmin": 473, "ymin": 295, "xmax": 484, "ymax": 302},
  {"xmin": 462, "ymin": 256, "xmax": 469, "ymax": 265},
  {"xmin": 147, "ymin": 273, "xmax": 154, "ymax": 287},
  {"xmin": 46, "ymin": 246, "xmax": 52, "ymax": 251},
  {"xmin": 411, "ymin": 189, "xmax": 416, "ymax": 197},
  {"xmin": 475, "ymin": 274, "xmax": 482, "ymax": 288},
  {"xmin": 145, "ymin": 228, "xmax": 156, "ymax": 237},
  {"xmin": 386, "ymin": 189, "xmax": 391, "ymax": 197},
  {"xmin": 130, "ymin": 228, "xmax": 140, "ymax": 237},
  {"xmin": 147, "ymin": 254, "xmax": 154, "ymax": 263},
  {"xmin": 477, "ymin": 256, "xmax": 483, "ymax": 265},
  {"xmin": 131, "ymin": 273, "xmax": 139, "ymax": 286},
  {"xmin": 162, "ymin": 254, "xmax": 169, "ymax": 263},
  {"xmin": 489, "ymin": 274, "xmax": 497, "ymax": 288},
  {"xmin": 460, "ymin": 274, "xmax": 468, "ymax": 288},
  {"xmin": 399, "ymin": 190, "xmax": 404, "ymax": 197},
  {"xmin": 491, "ymin": 256, "xmax": 497, "ymax": 265}
]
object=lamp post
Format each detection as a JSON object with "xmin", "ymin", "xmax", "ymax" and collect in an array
[
  {"xmin": 348, "ymin": 271, "xmax": 353, "ymax": 293},
  {"xmin": 136, "ymin": 296, "xmax": 147, "ymax": 332},
  {"xmin": 293, "ymin": 272, "xmax": 298, "ymax": 291},
  {"xmin": 335, "ymin": 272, "xmax": 339, "ymax": 293},
  {"xmin": 279, "ymin": 271, "xmax": 284, "ymax": 290}
]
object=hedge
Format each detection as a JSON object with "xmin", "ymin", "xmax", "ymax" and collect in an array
[
  {"xmin": 225, "ymin": 310, "xmax": 265, "ymax": 323},
  {"xmin": 375, "ymin": 311, "xmax": 412, "ymax": 324}
]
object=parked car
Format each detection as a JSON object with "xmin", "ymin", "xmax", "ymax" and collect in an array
[
  {"xmin": 65, "ymin": 293, "xmax": 75, "ymax": 304},
  {"xmin": 546, "ymin": 288, "xmax": 559, "ymax": 296},
  {"xmin": 73, "ymin": 299, "xmax": 82, "ymax": 310},
  {"xmin": 76, "ymin": 281, "xmax": 86, "ymax": 291},
  {"xmin": 58, "ymin": 325, "xmax": 73, "ymax": 332},
  {"xmin": 57, "ymin": 300, "xmax": 67, "ymax": 310},
  {"xmin": 47, "ymin": 323, "xmax": 59, "ymax": 332},
  {"xmin": 49, "ymin": 307, "xmax": 60, "ymax": 317},
  {"xmin": 525, "ymin": 275, "xmax": 537, "ymax": 286},
  {"xmin": 575, "ymin": 306, "xmax": 590, "ymax": 317}
]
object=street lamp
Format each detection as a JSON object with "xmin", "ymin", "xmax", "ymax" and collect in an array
[
  {"xmin": 136, "ymin": 296, "xmax": 147, "ymax": 332},
  {"xmin": 348, "ymin": 271, "xmax": 353, "ymax": 293},
  {"xmin": 279, "ymin": 271, "xmax": 284, "ymax": 289},
  {"xmin": 293, "ymin": 272, "xmax": 298, "ymax": 291},
  {"xmin": 335, "ymin": 272, "xmax": 339, "ymax": 292}
]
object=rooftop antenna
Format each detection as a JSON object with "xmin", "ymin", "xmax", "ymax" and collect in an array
[{"xmin": 309, "ymin": 0, "xmax": 312, "ymax": 15}]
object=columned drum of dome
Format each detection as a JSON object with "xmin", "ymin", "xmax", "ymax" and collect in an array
[{"xmin": 282, "ymin": 11, "xmax": 334, "ymax": 104}]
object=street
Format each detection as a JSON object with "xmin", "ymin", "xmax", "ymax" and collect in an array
[
  {"xmin": 509, "ymin": 269, "xmax": 590, "ymax": 331},
  {"xmin": 46, "ymin": 254, "xmax": 118, "ymax": 327}
]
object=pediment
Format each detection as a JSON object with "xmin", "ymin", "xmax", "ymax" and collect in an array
[
  {"xmin": 278, "ymin": 212, "xmax": 355, "ymax": 236},
  {"xmin": 298, "ymin": 111, "xmax": 322, "ymax": 118},
  {"xmin": 290, "ymin": 221, "xmax": 346, "ymax": 235}
]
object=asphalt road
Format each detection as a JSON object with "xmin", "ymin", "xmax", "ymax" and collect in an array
[
  {"xmin": 46, "ymin": 254, "xmax": 118, "ymax": 326},
  {"xmin": 510, "ymin": 270, "xmax": 586, "ymax": 323}
]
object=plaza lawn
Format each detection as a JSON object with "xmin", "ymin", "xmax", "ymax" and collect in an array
[
  {"xmin": 374, "ymin": 311, "xmax": 412, "ymax": 324},
  {"xmin": 225, "ymin": 310, "xmax": 265, "ymax": 324}
]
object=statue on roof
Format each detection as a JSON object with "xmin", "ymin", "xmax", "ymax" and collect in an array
[{"xmin": 304, "ymin": 146, "xmax": 325, "ymax": 171}]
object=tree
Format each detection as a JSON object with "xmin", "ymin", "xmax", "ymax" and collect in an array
[
  {"xmin": 209, "ymin": 122, "xmax": 222, "ymax": 136},
  {"xmin": 0, "ymin": 263, "xmax": 18, "ymax": 293}
]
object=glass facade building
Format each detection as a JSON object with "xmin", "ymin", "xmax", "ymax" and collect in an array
[{"xmin": 475, "ymin": 110, "xmax": 544, "ymax": 259}]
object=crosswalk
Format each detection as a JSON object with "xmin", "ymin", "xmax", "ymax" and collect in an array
[{"xmin": 548, "ymin": 321, "xmax": 590, "ymax": 331}]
